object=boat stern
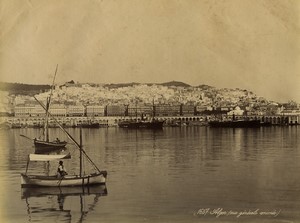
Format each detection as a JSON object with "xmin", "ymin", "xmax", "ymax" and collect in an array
[{"xmin": 20, "ymin": 174, "xmax": 29, "ymax": 187}]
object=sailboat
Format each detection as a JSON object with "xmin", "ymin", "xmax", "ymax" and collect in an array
[
  {"xmin": 21, "ymin": 97, "xmax": 107, "ymax": 187},
  {"xmin": 33, "ymin": 65, "xmax": 67, "ymax": 152}
]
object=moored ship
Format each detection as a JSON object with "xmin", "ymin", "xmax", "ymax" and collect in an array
[
  {"xmin": 78, "ymin": 122, "xmax": 100, "ymax": 128},
  {"xmin": 208, "ymin": 114, "xmax": 266, "ymax": 128},
  {"xmin": 208, "ymin": 119, "xmax": 261, "ymax": 128},
  {"xmin": 118, "ymin": 119, "xmax": 164, "ymax": 129}
]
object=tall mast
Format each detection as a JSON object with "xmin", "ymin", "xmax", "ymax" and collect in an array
[
  {"xmin": 44, "ymin": 101, "xmax": 49, "ymax": 141},
  {"xmin": 79, "ymin": 127, "xmax": 83, "ymax": 177},
  {"xmin": 135, "ymin": 100, "xmax": 138, "ymax": 122},
  {"xmin": 44, "ymin": 64, "xmax": 58, "ymax": 142},
  {"xmin": 152, "ymin": 98, "xmax": 155, "ymax": 120},
  {"xmin": 34, "ymin": 96, "xmax": 102, "ymax": 173}
]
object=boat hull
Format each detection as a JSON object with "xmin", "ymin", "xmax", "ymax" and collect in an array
[
  {"xmin": 34, "ymin": 140, "xmax": 67, "ymax": 153},
  {"xmin": 209, "ymin": 120, "xmax": 261, "ymax": 128},
  {"xmin": 79, "ymin": 123, "xmax": 100, "ymax": 128},
  {"xmin": 21, "ymin": 184, "xmax": 107, "ymax": 199},
  {"xmin": 118, "ymin": 120, "xmax": 164, "ymax": 129},
  {"xmin": 21, "ymin": 171, "xmax": 107, "ymax": 188}
]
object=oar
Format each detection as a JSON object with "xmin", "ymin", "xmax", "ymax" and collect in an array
[{"xmin": 20, "ymin": 134, "xmax": 34, "ymax": 141}]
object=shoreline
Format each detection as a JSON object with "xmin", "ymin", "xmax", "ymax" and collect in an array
[{"xmin": 0, "ymin": 114, "xmax": 299, "ymax": 129}]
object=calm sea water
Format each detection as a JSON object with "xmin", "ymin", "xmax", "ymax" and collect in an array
[{"xmin": 0, "ymin": 126, "xmax": 300, "ymax": 223}]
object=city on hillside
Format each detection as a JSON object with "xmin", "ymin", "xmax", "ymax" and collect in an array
[{"xmin": 0, "ymin": 81, "xmax": 299, "ymax": 127}]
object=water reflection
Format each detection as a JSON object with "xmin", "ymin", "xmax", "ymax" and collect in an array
[
  {"xmin": 22, "ymin": 185, "xmax": 107, "ymax": 222},
  {"xmin": 2, "ymin": 126, "xmax": 300, "ymax": 222}
]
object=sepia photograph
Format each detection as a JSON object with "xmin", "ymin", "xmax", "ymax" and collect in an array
[{"xmin": 0, "ymin": 0, "xmax": 300, "ymax": 222}]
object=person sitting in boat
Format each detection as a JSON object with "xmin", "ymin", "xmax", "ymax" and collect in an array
[
  {"xmin": 56, "ymin": 138, "xmax": 60, "ymax": 142},
  {"xmin": 57, "ymin": 160, "xmax": 68, "ymax": 177}
]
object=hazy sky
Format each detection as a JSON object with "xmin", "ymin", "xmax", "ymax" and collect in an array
[{"xmin": 0, "ymin": 0, "xmax": 299, "ymax": 102}]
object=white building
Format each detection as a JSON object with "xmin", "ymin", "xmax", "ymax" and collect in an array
[
  {"xmin": 14, "ymin": 105, "xmax": 45, "ymax": 117},
  {"xmin": 49, "ymin": 104, "xmax": 67, "ymax": 117}
]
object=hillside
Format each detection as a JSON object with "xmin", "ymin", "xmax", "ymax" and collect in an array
[
  {"xmin": 0, "ymin": 82, "xmax": 51, "ymax": 95},
  {"xmin": 1, "ymin": 80, "xmax": 193, "ymax": 93},
  {"xmin": 0, "ymin": 81, "xmax": 277, "ymax": 109},
  {"xmin": 160, "ymin": 81, "xmax": 191, "ymax": 87}
]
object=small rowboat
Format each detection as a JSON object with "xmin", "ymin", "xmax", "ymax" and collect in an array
[{"xmin": 21, "ymin": 172, "xmax": 107, "ymax": 187}]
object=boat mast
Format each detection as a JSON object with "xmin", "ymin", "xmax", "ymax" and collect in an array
[
  {"xmin": 44, "ymin": 64, "xmax": 58, "ymax": 142},
  {"xmin": 44, "ymin": 103, "xmax": 49, "ymax": 141},
  {"xmin": 34, "ymin": 96, "xmax": 102, "ymax": 173},
  {"xmin": 152, "ymin": 98, "xmax": 155, "ymax": 121},
  {"xmin": 79, "ymin": 127, "xmax": 83, "ymax": 177},
  {"xmin": 135, "ymin": 100, "xmax": 138, "ymax": 122}
]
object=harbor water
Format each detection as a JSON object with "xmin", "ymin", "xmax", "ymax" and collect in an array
[{"xmin": 0, "ymin": 126, "xmax": 300, "ymax": 222}]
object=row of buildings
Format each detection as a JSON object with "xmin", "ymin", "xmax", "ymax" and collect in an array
[
  {"xmin": 14, "ymin": 103, "xmax": 196, "ymax": 118},
  {"xmin": 13, "ymin": 102, "xmax": 300, "ymax": 119}
]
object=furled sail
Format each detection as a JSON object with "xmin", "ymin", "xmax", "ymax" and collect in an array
[{"xmin": 29, "ymin": 153, "xmax": 71, "ymax": 161}]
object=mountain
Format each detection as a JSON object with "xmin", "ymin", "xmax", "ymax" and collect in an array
[{"xmin": 160, "ymin": 81, "xmax": 191, "ymax": 87}]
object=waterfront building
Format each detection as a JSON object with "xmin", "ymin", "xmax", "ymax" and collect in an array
[
  {"xmin": 181, "ymin": 104, "xmax": 195, "ymax": 116},
  {"xmin": 67, "ymin": 105, "xmax": 85, "ymax": 117},
  {"xmin": 49, "ymin": 104, "xmax": 67, "ymax": 117},
  {"xmin": 86, "ymin": 105, "xmax": 105, "ymax": 117},
  {"xmin": 106, "ymin": 105, "xmax": 126, "ymax": 116},
  {"xmin": 127, "ymin": 104, "xmax": 153, "ymax": 117},
  {"xmin": 280, "ymin": 109, "xmax": 300, "ymax": 116},
  {"xmin": 195, "ymin": 105, "xmax": 209, "ymax": 115},
  {"xmin": 156, "ymin": 104, "xmax": 181, "ymax": 116},
  {"xmin": 14, "ymin": 105, "xmax": 44, "ymax": 117}
]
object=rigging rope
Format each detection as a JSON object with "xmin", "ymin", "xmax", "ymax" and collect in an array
[{"xmin": 33, "ymin": 96, "xmax": 102, "ymax": 173}]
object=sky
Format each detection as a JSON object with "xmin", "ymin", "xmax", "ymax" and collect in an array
[{"xmin": 0, "ymin": 0, "xmax": 300, "ymax": 102}]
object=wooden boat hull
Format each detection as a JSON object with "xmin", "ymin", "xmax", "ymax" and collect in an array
[
  {"xmin": 34, "ymin": 140, "xmax": 67, "ymax": 148},
  {"xmin": 21, "ymin": 171, "xmax": 107, "ymax": 188},
  {"xmin": 34, "ymin": 140, "xmax": 67, "ymax": 153}
]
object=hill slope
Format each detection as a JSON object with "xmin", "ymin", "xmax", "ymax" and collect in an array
[{"xmin": 0, "ymin": 82, "xmax": 51, "ymax": 95}]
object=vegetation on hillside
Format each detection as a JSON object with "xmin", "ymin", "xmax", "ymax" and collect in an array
[{"xmin": 0, "ymin": 82, "xmax": 51, "ymax": 95}]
